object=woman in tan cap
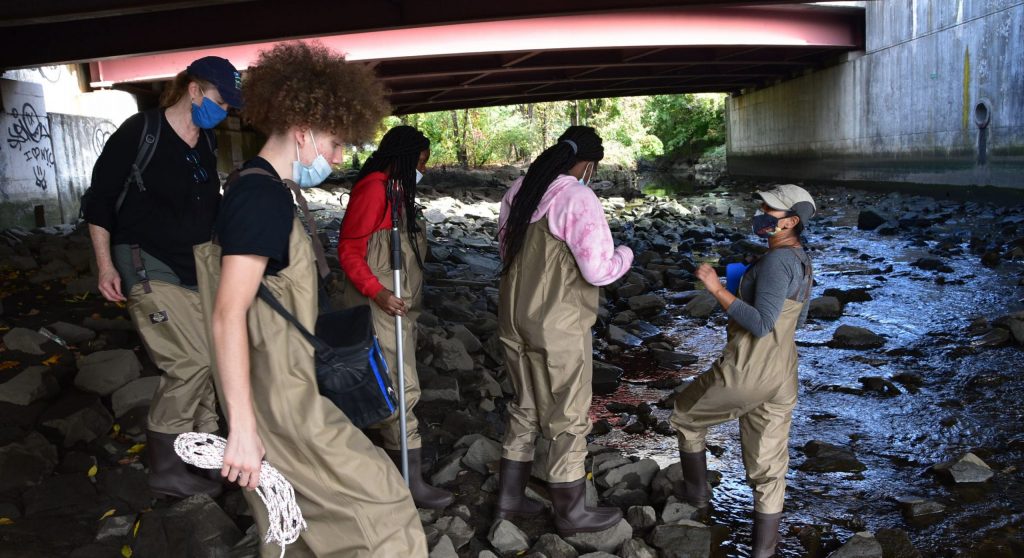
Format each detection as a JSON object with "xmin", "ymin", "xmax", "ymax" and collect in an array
[{"xmin": 670, "ymin": 184, "xmax": 816, "ymax": 558}]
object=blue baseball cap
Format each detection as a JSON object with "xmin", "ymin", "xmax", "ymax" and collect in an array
[{"xmin": 186, "ymin": 56, "xmax": 243, "ymax": 108}]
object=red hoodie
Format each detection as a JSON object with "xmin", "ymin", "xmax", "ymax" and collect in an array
[{"xmin": 337, "ymin": 171, "xmax": 393, "ymax": 298}]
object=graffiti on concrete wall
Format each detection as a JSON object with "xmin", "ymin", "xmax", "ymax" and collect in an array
[
  {"xmin": 0, "ymin": 79, "xmax": 57, "ymax": 202},
  {"xmin": 90, "ymin": 120, "xmax": 117, "ymax": 156}
]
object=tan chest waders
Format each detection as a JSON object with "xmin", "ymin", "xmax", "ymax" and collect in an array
[
  {"xmin": 116, "ymin": 245, "xmax": 219, "ymax": 435},
  {"xmin": 339, "ymin": 216, "xmax": 427, "ymax": 452},
  {"xmin": 498, "ymin": 217, "xmax": 599, "ymax": 483},
  {"xmin": 194, "ymin": 214, "xmax": 426, "ymax": 557},
  {"xmin": 670, "ymin": 249, "xmax": 812, "ymax": 514}
]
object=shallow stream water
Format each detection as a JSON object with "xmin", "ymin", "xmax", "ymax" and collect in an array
[{"xmin": 591, "ymin": 176, "xmax": 1024, "ymax": 557}]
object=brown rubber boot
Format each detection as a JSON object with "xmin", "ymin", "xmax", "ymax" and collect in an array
[
  {"xmin": 386, "ymin": 448, "xmax": 454, "ymax": 510},
  {"xmin": 751, "ymin": 511, "xmax": 782, "ymax": 558},
  {"xmin": 146, "ymin": 430, "xmax": 223, "ymax": 499},
  {"xmin": 679, "ymin": 449, "xmax": 711, "ymax": 510},
  {"xmin": 547, "ymin": 478, "xmax": 622, "ymax": 536},
  {"xmin": 494, "ymin": 458, "xmax": 545, "ymax": 520}
]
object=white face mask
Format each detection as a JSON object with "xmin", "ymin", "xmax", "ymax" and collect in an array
[
  {"xmin": 578, "ymin": 162, "xmax": 594, "ymax": 186},
  {"xmin": 415, "ymin": 169, "xmax": 423, "ymax": 184}
]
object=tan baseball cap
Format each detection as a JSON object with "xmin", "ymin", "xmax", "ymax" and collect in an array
[{"xmin": 754, "ymin": 184, "xmax": 816, "ymax": 224}]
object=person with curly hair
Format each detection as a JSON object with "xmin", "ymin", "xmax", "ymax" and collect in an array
[
  {"xmin": 337, "ymin": 125, "xmax": 453, "ymax": 510},
  {"xmin": 83, "ymin": 56, "xmax": 242, "ymax": 500},
  {"xmin": 193, "ymin": 42, "xmax": 426, "ymax": 556},
  {"xmin": 496, "ymin": 126, "xmax": 633, "ymax": 535}
]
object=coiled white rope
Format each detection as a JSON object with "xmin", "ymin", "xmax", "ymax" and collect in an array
[{"xmin": 174, "ymin": 432, "xmax": 306, "ymax": 557}]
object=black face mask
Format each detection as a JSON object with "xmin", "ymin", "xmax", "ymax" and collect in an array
[{"xmin": 752, "ymin": 212, "xmax": 780, "ymax": 238}]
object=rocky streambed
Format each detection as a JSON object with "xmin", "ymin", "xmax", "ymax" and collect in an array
[{"xmin": 0, "ymin": 168, "xmax": 1022, "ymax": 557}]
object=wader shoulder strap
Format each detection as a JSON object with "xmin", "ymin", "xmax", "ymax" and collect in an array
[
  {"xmin": 256, "ymin": 284, "xmax": 330, "ymax": 354},
  {"xmin": 283, "ymin": 179, "xmax": 330, "ymax": 280},
  {"xmin": 220, "ymin": 167, "xmax": 330, "ymax": 280},
  {"xmin": 130, "ymin": 244, "xmax": 152, "ymax": 294}
]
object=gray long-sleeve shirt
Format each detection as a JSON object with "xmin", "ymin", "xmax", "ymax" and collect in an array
[{"xmin": 726, "ymin": 247, "xmax": 812, "ymax": 337}]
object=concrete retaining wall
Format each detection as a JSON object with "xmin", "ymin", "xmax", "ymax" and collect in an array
[{"xmin": 727, "ymin": 0, "xmax": 1024, "ymax": 189}]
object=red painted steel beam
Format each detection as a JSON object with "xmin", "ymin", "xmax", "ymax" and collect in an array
[{"xmin": 87, "ymin": 7, "xmax": 861, "ymax": 85}]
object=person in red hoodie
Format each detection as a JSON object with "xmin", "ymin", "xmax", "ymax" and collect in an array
[{"xmin": 337, "ymin": 125, "xmax": 454, "ymax": 509}]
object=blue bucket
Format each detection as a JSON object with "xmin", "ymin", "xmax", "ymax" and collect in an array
[{"xmin": 725, "ymin": 263, "xmax": 748, "ymax": 295}]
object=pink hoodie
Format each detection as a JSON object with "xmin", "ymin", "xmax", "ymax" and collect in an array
[{"xmin": 498, "ymin": 175, "xmax": 633, "ymax": 286}]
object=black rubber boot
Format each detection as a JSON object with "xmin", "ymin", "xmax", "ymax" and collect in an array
[
  {"xmin": 547, "ymin": 478, "xmax": 622, "ymax": 536},
  {"xmin": 146, "ymin": 430, "xmax": 223, "ymax": 499},
  {"xmin": 751, "ymin": 511, "xmax": 782, "ymax": 558},
  {"xmin": 679, "ymin": 449, "xmax": 711, "ymax": 509},
  {"xmin": 386, "ymin": 448, "xmax": 454, "ymax": 510},
  {"xmin": 494, "ymin": 458, "xmax": 545, "ymax": 520}
]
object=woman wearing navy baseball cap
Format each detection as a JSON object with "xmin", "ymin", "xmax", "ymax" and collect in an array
[{"xmin": 83, "ymin": 55, "xmax": 243, "ymax": 499}]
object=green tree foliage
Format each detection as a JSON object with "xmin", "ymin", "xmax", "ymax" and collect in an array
[
  {"xmin": 642, "ymin": 94, "xmax": 726, "ymax": 160},
  {"xmin": 368, "ymin": 93, "xmax": 725, "ymax": 169}
]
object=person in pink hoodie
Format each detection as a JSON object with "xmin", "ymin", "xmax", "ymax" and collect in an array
[{"xmin": 494, "ymin": 126, "xmax": 633, "ymax": 535}]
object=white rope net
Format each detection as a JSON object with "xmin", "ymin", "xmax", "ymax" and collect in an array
[{"xmin": 173, "ymin": 432, "xmax": 307, "ymax": 557}]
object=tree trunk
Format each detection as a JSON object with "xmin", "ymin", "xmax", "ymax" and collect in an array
[{"xmin": 454, "ymin": 109, "xmax": 469, "ymax": 168}]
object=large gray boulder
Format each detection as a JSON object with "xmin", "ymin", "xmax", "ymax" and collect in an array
[
  {"xmin": 0, "ymin": 432, "xmax": 59, "ymax": 492},
  {"xmin": 111, "ymin": 377, "xmax": 161, "ymax": 417},
  {"xmin": 429, "ymin": 535, "xmax": 457, "ymax": 558},
  {"xmin": 0, "ymin": 366, "xmax": 60, "ymax": 405},
  {"xmin": 565, "ymin": 519, "xmax": 632, "ymax": 554},
  {"xmin": 799, "ymin": 440, "xmax": 866, "ymax": 473},
  {"xmin": 38, "ymin": 393, "xmax": 114, "ymax": 448},
  {"xmin": 529, "ymin": 533, "xmax": 578, "ymax": 558},
  {"xmin": 933, "ymin": 452, "xmax": 994, "ymax": 483},
  {"xmin": 830, "ymin": 325, "xmax": 885, "ymax": 350},
  {"xmin": 599, "ymin": 459, "xmax": 660, "ymax": 490},
  {"xmin": 488, "ymin": 519, "xmax": 531, "ymax": 554},
  {"xmin": 683, "ymin": 293, "xmax": 718, "ymax": 319},
  {"xmin": 75, "ymin": 349, "xmax": 142, "ymax": 396},
  {"xmin": 649, "ymin": 521, "xmax": 710, "ymax": 558},
  {"xmin": 620, "ymin": 538, "xmax": 658, "ymax": 558},
  {"xmin": 48, "ymin": 321, "xmax": 97, "ymax": 344},
  {"xmin": 627, "ymin": 294, "xmax": 666, "ymax": 316},
  {"xmin": 827, "ymin": 531, "xmax": 883, "ymax": 558},
  {"xmin": 462, "ymin": 436, "xmax": 502, "ymax": 475},
  {"xmin": 3, "ymin": 328, "xmax": 49, "ymax": 355},
  {"xmin": 431, "ymin": 335, "xmax": 475, "ymax": 372},
  {"xmin": 809, "ymin": 297, "xmax": 843, "ymax": 320}
]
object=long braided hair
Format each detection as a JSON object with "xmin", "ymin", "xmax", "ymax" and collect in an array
[
  {"xmin": 354, "ymin": 125, "xmax": 429, "ymax": 269},
  {"xmin": 500, "ymin": 126, "xmax": 604, "ymax": 274}
]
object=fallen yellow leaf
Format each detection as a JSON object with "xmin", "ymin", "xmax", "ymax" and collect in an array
[
  {"xmin": 126, "ymin": 443, "xmax": 146, "ymax": 455},
  {"xmin": 88, "ymin": 464, "xmax": 98, "ymax": 478},
  {"xmin": 0, "ymin": 361, "xmax": 18, "ymax": 371},
  {"xmin": 99, "ymin": 509, "xmax": 116, "ymax": 521},
  {"xmin": 121, "ymin": 545, "xmax": 133, "ymax": 558},
  {"xmin": 133, "ymin": 519, "xmax": 140, "ymax": 537},
  {"xmin": 112, "ymin": 424, "xmax": 121, "ymax": 434},
  {"xmin": 42, "ymin": 355, "xmax": 60, "ymax": 366},
  {"xmin": 0, "ymin": 518, "xmax": 13, "ymax": 525}
]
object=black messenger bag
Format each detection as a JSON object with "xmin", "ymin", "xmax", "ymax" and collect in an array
[{"xmin": 256, "ymin": 284, "xmax": 398, "ymax": 429}]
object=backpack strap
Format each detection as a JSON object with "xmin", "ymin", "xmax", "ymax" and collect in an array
[
  {"xmin": 115, "ymin": 109, "xmax": 162, "ymax": 213},
  {"xmin": 283, "ymin": 179, "xmax": 330, "ymax": 279}
]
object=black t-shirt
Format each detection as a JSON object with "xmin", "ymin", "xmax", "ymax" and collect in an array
[
  {"xmin": 85, "ymin": 109, "xmax": 220, "ymax": 286},
  {"xmin": 216, "ymin": 157, "xmax": 294, "ymax": 275}
]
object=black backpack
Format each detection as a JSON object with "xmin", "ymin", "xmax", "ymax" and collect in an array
[{"xmin": 81, "ymin": 109, "xmax": 217, "ymax": 218}]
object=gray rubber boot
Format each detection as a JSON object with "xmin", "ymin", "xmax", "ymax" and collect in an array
[
  {"xmin": 678, "ymin": 449, "xmax": 711, "ymax": 509},
  {"xmin": 495, "ymin": 458, "xmax": 545, "ymax": 520},
  {"xmin": 751, "ymin": 511, "xmax": 782, "ymax": 558}
]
